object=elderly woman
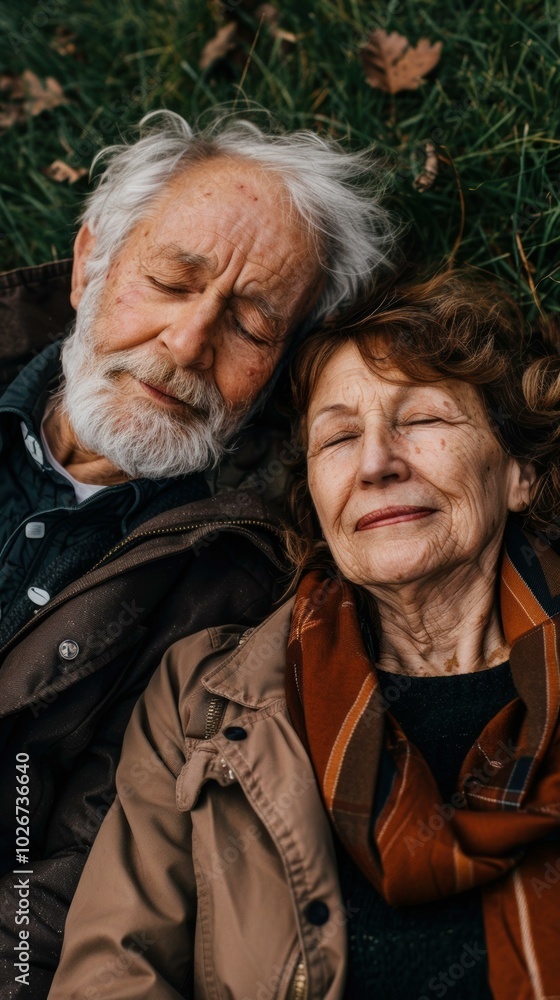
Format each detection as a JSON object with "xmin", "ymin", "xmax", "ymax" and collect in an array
[{"xmin": 48, "ymin": 271, "xmax": 560, "ymax": 1000}]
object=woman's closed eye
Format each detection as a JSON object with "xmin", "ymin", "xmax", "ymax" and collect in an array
[
  {"xmin": 320, "ymin": 431, "xmax": 360, "ymax": 449},
  {"xmin": 400, "ymin": 416, "xmax": 442, "ymax": 426}
]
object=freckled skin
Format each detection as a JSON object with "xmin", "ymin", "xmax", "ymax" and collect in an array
[
  {"xmin": 306, "ymin": 342, "xmax": 536, "ymax": 676},
  {"xmin": 70, "ymin": 158, "xmax": 324, "ymax": 410},
  {"xmin": 444, "ymin": 653, "xmax": 459, "ymax": 673}
]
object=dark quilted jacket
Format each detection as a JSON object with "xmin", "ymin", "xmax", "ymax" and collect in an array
[{"xmin": 0, "ymin": 260, "xmax": 290, "ymax": 999}]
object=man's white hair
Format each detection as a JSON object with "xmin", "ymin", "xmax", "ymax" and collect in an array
[{"xmin": 79, "ymin": 110, "xmax": 396, "ymax": 330}]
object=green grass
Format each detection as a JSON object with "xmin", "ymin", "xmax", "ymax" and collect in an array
[{"xmin": 0, "ymin": 0, "xmax": 558, "ymax": 318}]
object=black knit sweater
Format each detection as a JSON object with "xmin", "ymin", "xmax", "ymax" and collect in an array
[{"xmin": 337, "ymin": 659, "xmax": 518, "ymax": 999}]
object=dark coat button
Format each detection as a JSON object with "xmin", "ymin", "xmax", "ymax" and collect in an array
[
  {"xmin": 224, "ymin": 726, "xmax": 247, "ymax": 741},
  {"xmin": 305, "ymin": 900, "xmax": 330, "ymax": 926}
]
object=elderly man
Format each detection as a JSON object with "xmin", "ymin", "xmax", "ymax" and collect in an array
[{"xmin": 0, "ymin": 110, "xmax": 392, "ymax": 996}]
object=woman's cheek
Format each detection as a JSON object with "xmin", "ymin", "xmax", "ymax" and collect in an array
[
  {"xmin": 310, "ymin": 456, "xmax": 351, "ymax": 518},
  {"xmin": 307, "ymin": 459, "xmax": 329, "ymax": 524}
]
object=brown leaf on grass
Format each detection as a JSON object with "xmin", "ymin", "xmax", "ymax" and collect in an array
[
  {"xmin": 0, "ymin": 73, "xmax": 25, "ymax": 99},
  {"xmin": 0, "ymin": 71, "xmax": 68, "ymax": 133},
  {"xmin": 42, "ymin": 160, "xmax": 87, "ymax": 184},
  {"xmin": 256, "ymin": 4, "xmax": 297, "ymax": 43},
  {"xmin": 256, "ymin": 2, "xmax": 278, "ymax": 25},
  {"xmin": 199, "ymin": 2, "xmax": 293, "ymax": 69},
  {"xmin": 0, "ymin": 107, "xmax": 21, "ymax": 132},
  {"xmin": 361, "ymin": 29, "xmax": 442, "ymax": 94},
  {"xmin": 51, "ymin": 26, "xmax": 78, "ymax": 56},
  {"xmin": 413, "ymin": 140, "xmax": 439, "ymax": 191},
  {"xmin": 21, "ymin": 70, "xmax": 68, "ymax": 115},
  {"xmin": 199, "ymin": 22, "xmax": 240, "ymax": 69}
]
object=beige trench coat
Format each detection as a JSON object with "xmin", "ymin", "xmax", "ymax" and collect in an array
[{"xmin": 48, "ymin": 599, "xmax": 348, "ymax": 1000}]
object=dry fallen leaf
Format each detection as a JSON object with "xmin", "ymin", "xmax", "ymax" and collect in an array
[
  {"xmin": 51, "ymin": 26, "xmax": 78, "ymax": 57},
  {"xmin": 361, "ymin": 29, "xmax": 442, "ymax": 94},
  {"xmin": 0, "ymin": 73, "xmax": 25, "ymax": 99},
  {"xmin": 0, "ymin": 108, "xmax": 20, "ymax": 132},
  {"xmin": 413, "ymin": 140, "xmax": 439, "ymax": 191},
  {"xmin": 21, "ymin": 70, "xmax": 68, "ymax": 115},
  {"xmin": 0, "ymin": 71, "xmax": 68, "ymax": 133},
  {"xmin": 256, "ymin": 2, "xmax": 278, "ymax": 25},
  {"xmin": 256, "ymin": 4, "xmax": 297, "ymax": 43},
  {"xmin": 199, "ymin": 22, "xmax": 240, "ymax": 69},
  {"xmin": 42, "ymin": 160, "xmax": 87, "ymax": 184},
  {"xmin": 199, "ymin": 2, "xmax": 294, "ymax": 69}
]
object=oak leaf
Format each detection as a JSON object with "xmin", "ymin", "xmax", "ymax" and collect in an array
[
  {"xmin": 199, "ymin": 22, "xmax": 239, "ymax": 69},
  {"xmin": 21, "ymin": 70, "xmax": 68, "ymax": 115},
  {"xmin": 0, "ymin": 71, "xmax": 67, "ymax": 133},
  {"xmin": 42, "ymin": 160, "xmax": 87, "ymax": 184},
  {"xmin": 199, "ymin": 2, "xmax": 292, "ymax": 70},
  {"xmin": 361, "ymin": 29, "xmax": 442, "ymax": 94}
]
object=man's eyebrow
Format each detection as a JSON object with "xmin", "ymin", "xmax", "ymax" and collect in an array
[
  {"xmin": 153, "ymin": 247, "xmax": 286, "ymax": 334},
  {"xmin": 243, "ymin": 292, "xmax": 284, "ymax": 329},
  {"xmin": 156, "ymin": 249, "xmax": 216, "ymax": 271}
]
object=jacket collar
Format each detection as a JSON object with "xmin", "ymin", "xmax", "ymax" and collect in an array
[
  {"xmin": 500, "ymin": 517, "xmax": 560, "ymax": 766},
  {"xmin": 0, "ymin": 339, "xmax": 62, "ymax": 430},
  {"xmin": 500, "ymin": 515, "xmax": 560, "ymax": 638},
  {"xmin": 203, "ymin": 597, "xmax": 295, "ymax": 708}
]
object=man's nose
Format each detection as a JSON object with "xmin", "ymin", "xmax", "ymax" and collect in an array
[
  {"xmin": 157, "ymin": 295, "xmax": 219, "ymax": 371},
  {"xmin": 357, "ymin": 424, "xmax": 410, "ymax": 486}
]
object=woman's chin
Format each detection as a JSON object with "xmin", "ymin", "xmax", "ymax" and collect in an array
[{"xmin": 346, "ymin": 543, "xmax": 447, "ymax": 590}]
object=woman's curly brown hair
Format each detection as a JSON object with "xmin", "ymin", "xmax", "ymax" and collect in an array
[{"xmin": 286, "ymin": 269, "xmax": 560, "ymax": 575}]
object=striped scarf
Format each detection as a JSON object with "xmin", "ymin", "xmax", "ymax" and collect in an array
[{"xmin": 285, "ymin": 517, "xmax": 560, "ymax": 1000}]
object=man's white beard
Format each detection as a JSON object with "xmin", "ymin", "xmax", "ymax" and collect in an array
[{"xmin": 59, "ymin": 280, "xmax": 249, "ymax": 480}]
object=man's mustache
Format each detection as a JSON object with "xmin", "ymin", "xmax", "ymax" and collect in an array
[{"xmin": 98, "ymin": 350, "xmax": 228, "ymax": 414}]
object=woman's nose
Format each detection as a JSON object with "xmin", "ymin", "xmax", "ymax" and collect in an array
[
  {"xmin": 357, "ymin": 425, "xmax": 410, "ymax": 485},
  {"xmin": 157, "ymin": 295, "xmax": 220, "ymax": 371}
]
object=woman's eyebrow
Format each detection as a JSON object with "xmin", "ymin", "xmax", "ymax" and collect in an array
[
  {"xmin": 310, "ymin": 385, "xmax": 462, "ymax": 423},
  {"xmin": 311, "ymin": 402, "xmax": 357, "ymax": 421}
]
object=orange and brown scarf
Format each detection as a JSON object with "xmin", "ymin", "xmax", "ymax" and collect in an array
[{"xmin": 285, "ymin": 518, "xmax": 560, "ymax": 1000}]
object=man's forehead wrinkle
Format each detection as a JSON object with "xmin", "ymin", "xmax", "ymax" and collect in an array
[{"xmin": 174, "ymin": 205, "xmax": 309, "ymax": 272}]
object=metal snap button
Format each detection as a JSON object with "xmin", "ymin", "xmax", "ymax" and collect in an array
[
  {"xmin": 59, "ymin": 639, "xmax": 80, "ymax": 661},
  {"xmin": 25, "ymin": 522, "xmax": 46, "ymax": 539},
  {"xmin": 27, "ymin": 586, "xmax": 50, "ymax": 606}
]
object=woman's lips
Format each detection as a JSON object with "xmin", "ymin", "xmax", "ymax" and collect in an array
[{"xmin": 356, "ymin": 506, "xmax": 436, "ymax": 530}]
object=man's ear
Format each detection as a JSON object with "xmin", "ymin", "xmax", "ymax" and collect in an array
[
  {"xmin": 508, "ymin": 459, "xmax": 537, "ymax": 512},
  {"xmin": 70, "ymin": 225, "xmax": 96, "ymax": 310}
]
